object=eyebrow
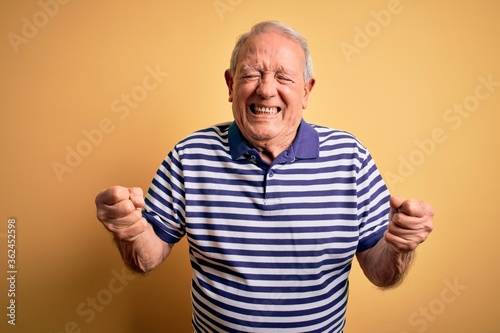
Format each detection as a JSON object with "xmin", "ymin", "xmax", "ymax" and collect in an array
[
  {"xmin": 238, "ymin": 65, "xmax": 260, "ymax": 73},
  {"xmin": 239, "ymin": 65, "xmax": 295, "ymax": 75}
]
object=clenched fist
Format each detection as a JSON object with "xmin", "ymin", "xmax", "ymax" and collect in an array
[
  {"xmin": 384, "ymin": 196, "xmax": 434, "ymax": 253},
  {"xmin": 95, "ymin": 186, "xmax": 149, "ymax": 242}
]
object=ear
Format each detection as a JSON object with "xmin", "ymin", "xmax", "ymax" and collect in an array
[
  {"xmin": 302, "ymin": 78, "xmax": 316, "ymax": 109},
  {"xmin": 224, "ymin": 69, "xmax": 234, "ymax": 103}
]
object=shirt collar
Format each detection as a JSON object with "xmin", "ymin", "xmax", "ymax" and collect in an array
[{"xmin": 228, "ymin": 119, "xmax": 319, "ymax": 161}]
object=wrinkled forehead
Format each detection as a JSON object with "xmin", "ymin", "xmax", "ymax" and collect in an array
[{"xmin": 236, "ymin": 31, "xmax": 305, "ymax": 72}]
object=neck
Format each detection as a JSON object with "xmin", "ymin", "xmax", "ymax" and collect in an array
[
  {"xmin": 251, "ymin": 135, "xmax": 294, "ymax": 163},
  {"xmin": 256, "ymin": 147, "xmax": 280, "ymax": 163}
]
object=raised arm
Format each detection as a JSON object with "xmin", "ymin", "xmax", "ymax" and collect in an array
[
  {"xmin": 95, "ymin": 186, "xmax": 172, "ymax": 274},
  {"xmin": 356, "ymin": 196, "xmax": 434, "ymax": 288}
]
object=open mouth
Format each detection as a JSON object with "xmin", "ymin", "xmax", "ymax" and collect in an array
[{"xmin": 250, "ymin": 104, "xmax": 281, "ymax": 115}]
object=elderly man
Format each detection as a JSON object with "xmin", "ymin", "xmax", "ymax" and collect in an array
[{"xmin": 96, "ymin": 21, "xmax": 434, "ymax": 332}]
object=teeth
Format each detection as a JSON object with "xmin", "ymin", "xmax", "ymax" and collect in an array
[{"xmin": 254, "ymin": 106, "xmax": 279, "ymax": 115}]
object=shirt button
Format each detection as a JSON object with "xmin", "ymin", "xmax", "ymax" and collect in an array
[{"xmin": 269, "ymin": 171, "xmax": 274, "ymax": 177}]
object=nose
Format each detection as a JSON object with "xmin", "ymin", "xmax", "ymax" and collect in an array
[{"xmin": 256, "ymin": 73, "xmax": 278, "ymax": 99}]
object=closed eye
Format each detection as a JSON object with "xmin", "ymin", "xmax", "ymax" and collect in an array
[
  {"xmin": 277, "ymin": 75, "xmax": 294, "ymax": 83},
  {"xmin": 242, "ymin": 75, "xmax": 261, "ymax": 80}
]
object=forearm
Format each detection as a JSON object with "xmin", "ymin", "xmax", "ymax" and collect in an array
[
  {"xmin": 114, "ymin": 223, "xmax": 172, "ymax": 274},
  {"xmin": 357, "ymin": 237, "xmax": 414, "ymax": 289}
]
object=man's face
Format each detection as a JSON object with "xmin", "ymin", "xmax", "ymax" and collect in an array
[{"xmin": 225, "ymin": 31, "xmax": 315, "ymax": 152}]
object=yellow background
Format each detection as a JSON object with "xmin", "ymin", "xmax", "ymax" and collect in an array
[{"xmin": 1, "ymin": 0, "xmax": 499, "ymax": 332}]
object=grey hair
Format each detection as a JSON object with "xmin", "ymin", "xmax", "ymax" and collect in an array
[{"xmin": 229, "ymin": 20, "xmax": 314, "ymax": 82}]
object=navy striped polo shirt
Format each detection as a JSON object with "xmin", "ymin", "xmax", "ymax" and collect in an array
[{"xmin": 143, "ymin": 119, "xmax": 390, "ymax": 332}]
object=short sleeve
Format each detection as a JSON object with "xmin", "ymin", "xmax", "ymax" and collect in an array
[
  {"xmin": 356, "ymin": 152, "xmax": 391, "ymax": 252},
  {"xmin": 142, "ymin": 147, "xmax": 186, "ymax": 244}
]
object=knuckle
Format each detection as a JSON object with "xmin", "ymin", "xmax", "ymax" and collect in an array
[
  {"xmin": 109, "ymin": 186, "xmax": 124, "ymax": 199},
  {"xmin": 129, "ymin": 186, "xmax": 144, "ymax": 197},
  {"xmin": 392, "ymin": 212, "xmax": 404, "ymax": 224},
  {"xmin": 417, "ymin": 235, "xmax": 426, "ymax": 244},
  {"xmin": 403, "ymin": 199, "xmax": 421, "ymax": 216},
  {"xmin": 401, "ymin": 199, "xmax": 411, "ymax": 208},
  {"xmin": 122, "ymin": 200, "xmax": 136, "ymax": 214},
  {"xmin": 95, "ymin": 192, "xmax": 103, "ymax": 206},
  {"xmin": 109, "ymin": 185, "xmax": 129, "ymax": 202},
  {"xmin": 96, "ymin": 209, "xmax": 106, "ymax": 222},
  {"xmin": 96, "ymin": 205, "xmax": 115, "ymax": 222},
  {"xmin": 131, "ymin": 208, "xmax": 143, "ymax": 221},
  {"xmin": 388, "ymin": 221, "xmax": 398, "ymax": 233}
]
